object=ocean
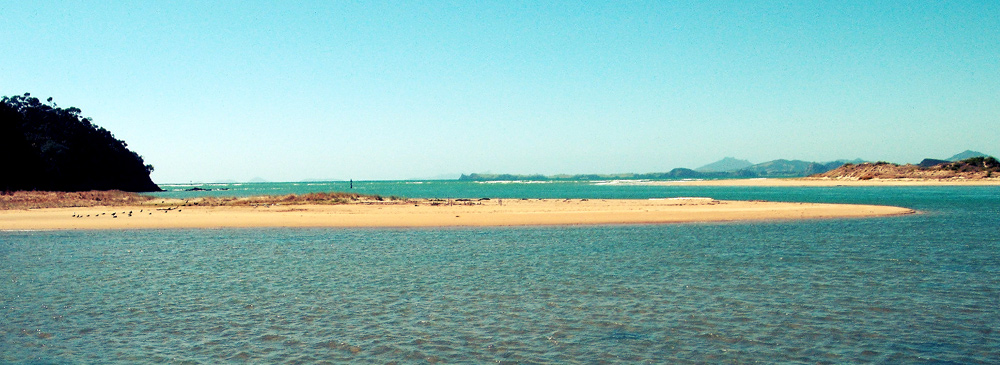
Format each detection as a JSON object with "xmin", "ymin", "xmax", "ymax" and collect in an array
[{"xmin": 2, "ymin": 181, "xmax": 999, "ymax": 363}]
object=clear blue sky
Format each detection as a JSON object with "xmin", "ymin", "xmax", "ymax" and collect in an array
[{"xmin": 3, "ymin": 1, "xmax": 998, "ymax": 182}]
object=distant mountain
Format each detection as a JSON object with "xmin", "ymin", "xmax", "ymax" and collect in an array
[
  {"xmin": 913, "ymin": 151, "xmax": 992, "ymax": 168},
  {"xmin": 460, "ymin": 168, "xmax": 732, "ymax": 181},
  {"xmin": 741, "ymin": 159, "xmax": 813, "ymax": 177},
  {"xmin": 918, "ymin": 159, "xmax": 950, "ymax": 168},
  {"xmin": 460, "ymin": 158, "xmax": 859, "ymax": 181},
  {"xmin": 739, "ymin": 159, "xmax": 861, "ymax": 177},
  {"xmin": 695, "ymin": 157, "xmax": 753, "ymax": 172},
  {"xmin": 947, "ymin": 150, "xmax": 988, "ymax": 161}
]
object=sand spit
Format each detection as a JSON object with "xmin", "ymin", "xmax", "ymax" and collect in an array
[{"xmin": 0, "ymin": 198, "xmax": 914, "ymax": 230}]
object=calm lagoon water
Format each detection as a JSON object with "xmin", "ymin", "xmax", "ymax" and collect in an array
[{"xmin": 2, "ymin": 182, "xmax": 999, "ymax": 363}]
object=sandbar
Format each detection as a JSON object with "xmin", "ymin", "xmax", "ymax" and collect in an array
[{"xmin": 0, "ymin": 198, "xmax": 914, "ymax": 230}]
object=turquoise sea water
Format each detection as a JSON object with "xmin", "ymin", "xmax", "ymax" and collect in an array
[{"xmin": 3, "ymin": 181, "xmax": 999, "ymax": 363}]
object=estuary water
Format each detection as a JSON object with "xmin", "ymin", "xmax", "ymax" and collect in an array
[{"xmin": 2, "ymin": 182, "xmax": 999, "ymax": 363}]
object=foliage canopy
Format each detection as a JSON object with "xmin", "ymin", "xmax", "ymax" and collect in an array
[{"xmin": 2, "ymin": 93, "xmax": 161, "ymax": 192}]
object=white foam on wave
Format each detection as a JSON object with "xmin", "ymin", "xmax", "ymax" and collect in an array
[{"xmin": 592, "ymin": 179, "xmax": 652, "ymax": 185}]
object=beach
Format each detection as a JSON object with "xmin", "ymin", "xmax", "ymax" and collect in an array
[{"xmin": 0, "ymin": 198, "xmax": 914, "ymax": 230}]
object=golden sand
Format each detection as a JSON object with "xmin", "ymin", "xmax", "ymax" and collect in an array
[{"xmin": 0, "ymin": 198, "xmax": 914, "ymax": 230}]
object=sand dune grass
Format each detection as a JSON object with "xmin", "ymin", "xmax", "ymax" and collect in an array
[
  {"xmin": 190, "ymin": 192, "xmax": 406, "ymax": 207},
  {"xmin": 1, "ymin": 190, "xmax": 405, "ymax": 210},
  {"xmin": 0, "ymin": 190, "xmax": 154, "ymax": 209}
]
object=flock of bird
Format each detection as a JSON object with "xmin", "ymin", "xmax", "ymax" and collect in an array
[{"xmin": 71, "ymin": 207, "xmax": 181, "ymax": 218}]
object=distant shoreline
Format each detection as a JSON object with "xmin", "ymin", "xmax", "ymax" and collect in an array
[
  {"xmin": 1, "ymin": 198, "xmax": 914, "ymax": 231},
  {"xmin": 157, "ymin": 177, "xmax": 1000, "ymax": 187},
  {"xmin": 634, "ymin": 178, "xmax": 1000, "ymax": 187}
]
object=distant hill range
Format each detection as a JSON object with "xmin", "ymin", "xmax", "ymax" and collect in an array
[
  {"xmin": 695, "ymin": 157, "xmax": 753, "ymax": 172},
  {"xmin": 919, "ymin": 150, "xmax": 991, "ymax": 168},
  {"xmin": 947, "ymin": 150, "xmax": 989, "ymax": 161},
  {"xmin": 738, "ymin": 159, "xmax": 865, "ymax": 177},
  {"xmin": 1, "ymin": 93, "xmax": 161, "ymax": 192},
  {"xmin": 461, "ymin": 151, "xmax": 997, "ymax": 182},
  {"xmin": 819, "ymin": 152, "xmax": 998, "ymax": 180},
  {"xmin": 460, "ymin": 157, "xmax": 865, "ymax": 181}
]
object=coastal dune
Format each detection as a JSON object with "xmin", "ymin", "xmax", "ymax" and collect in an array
[
  {"xmin": 645, "ymin": 178, "xmax": 1000, "ymax": 186},
  {"xmin": 0, "ymin": 198, "xmax": 914, "ymax": 230}
]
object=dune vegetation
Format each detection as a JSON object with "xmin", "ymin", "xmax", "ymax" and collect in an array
[{"xmin": 0, "ymin": 190, "xmax": 403, "ymax": 210}]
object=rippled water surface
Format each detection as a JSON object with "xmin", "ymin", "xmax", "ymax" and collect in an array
[{"xmin": 3, "ymin": 186, "xmax": 999, "ymax": 363}]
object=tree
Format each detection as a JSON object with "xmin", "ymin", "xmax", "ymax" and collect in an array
[{"xmin": 1, "ymin": 93, "xmax": 161, "ymax": 192}]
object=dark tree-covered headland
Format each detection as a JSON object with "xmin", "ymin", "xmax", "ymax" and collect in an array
[{"xmin": 2, "ymin": 93, "xmax": 161, "ymax": 192}]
